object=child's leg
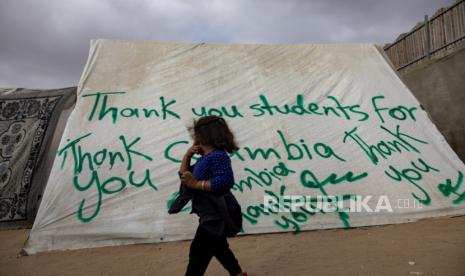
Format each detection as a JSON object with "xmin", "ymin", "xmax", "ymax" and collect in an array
[
  {"xmin": 213, "ymin": 237, "xmax": 242, "ymax": 276},
  {"xmin": 185, "ymin": 225, "xmax": 214, "ymax": 276}
]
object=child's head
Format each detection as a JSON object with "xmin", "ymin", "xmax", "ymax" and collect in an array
[{"xmin": 188, "ymin": 115, "xmax": 239, "ymax": 153}]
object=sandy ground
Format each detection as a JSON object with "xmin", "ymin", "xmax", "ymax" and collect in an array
[{"xmin": 1, "ymin": 216, "xmax": 465, "ymax": 276}]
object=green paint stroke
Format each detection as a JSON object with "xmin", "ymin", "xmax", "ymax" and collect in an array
[
  {"xmin": 74, "ymin": 168, "xmax": 157, "ymax": 223},
  {"xmin": 58, "ymin": 133, "xmax": 157, "ymax": 223},
  {"xmin": 82, "ymin": 91, "xmax": 180, "ymax": 124},
  {"xmin": 299, "ymin": 169, "xmax": 368, "ymax": 230},
  {"xmin": 371, "ymin": 95, "xmax": 418, "ymax": 124},
  {"xmin": 233, "ymin": 162, "xmax": 296, "ymax": 192},
  {"xmin": 58, "ymin": 133, "xmax": 152, "ymax": 174},
  {"xmin": 248, "ymin": 94, "xmax": 369, "ymax": 122},
  {"xmin": 300, "ymin": 169, "xmax": 368, "ymax": 195},
  {"xmin": 163, "ymin": 129, "xmax": 346, "ymax": 165},
  {"xmin": 243, "ymin": 180, "xmax": 358, "ymax": 234},
  {"xmin": 384, "ymin": 158, "xmax": 439, "ymax": 205},
  {"xmin": 192, "ymin": 105, "xmax": 244, "ymax": 118},
  {"xmin": 438, "ymin": 171, "xmax": 465, "ymax": 204},
  {"xmin": 343, "ymin": 124, "xmax": 428, "ymax": 165}
]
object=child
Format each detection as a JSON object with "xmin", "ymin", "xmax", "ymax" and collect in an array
[{"xmin": 168, "ymin": 115, "xmax": 247, "ymax": 276}]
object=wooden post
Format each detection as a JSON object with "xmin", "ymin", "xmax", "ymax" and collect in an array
[{"xmin": 424, "ymin": 14, "xmax": 431, "ymax": 59}]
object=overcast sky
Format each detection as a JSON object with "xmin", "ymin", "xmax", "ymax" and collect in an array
[{"xmin": 0, "ymin": 0, "xmax": 455, "ymax": 89}]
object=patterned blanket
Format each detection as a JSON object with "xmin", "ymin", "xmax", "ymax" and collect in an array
[{"xmin": 0, "ymin": 87, "xmax": 75, "ymax": 229}]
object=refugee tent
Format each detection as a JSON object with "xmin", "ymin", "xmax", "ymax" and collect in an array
[
  {"xmin": 23, "ymin": 40, "xmax": 465, "ymax": 254},
  {"xmin": 0, "ymin": 87, "xmax": 76, "ymax": 229}
]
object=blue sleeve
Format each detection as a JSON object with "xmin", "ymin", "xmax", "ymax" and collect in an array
[{"xmin": 208, "ymin": 153, "xmax": 235, "ymax": 193}]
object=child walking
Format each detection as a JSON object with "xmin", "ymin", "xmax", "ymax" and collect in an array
[{"xmin": 169, "ymin": 115, "xmax": 247, "ymax": 276}]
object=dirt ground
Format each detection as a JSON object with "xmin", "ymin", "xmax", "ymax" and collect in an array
[{"xmin": 1, "ymin": 216, "xmax": 465, "ymax": 276}]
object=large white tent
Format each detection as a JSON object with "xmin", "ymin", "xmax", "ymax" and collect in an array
[{"xmin": 23, "ymin": 40, "xmax": 465, "ymax": 254}]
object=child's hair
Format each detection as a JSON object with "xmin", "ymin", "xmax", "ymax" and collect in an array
[{"xmin": 188, "ymin": 115, "xmax": 239, "ymax": 153}]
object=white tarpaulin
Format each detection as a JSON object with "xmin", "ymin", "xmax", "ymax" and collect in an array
[{"xmin": 24, "ymin": 40, "xmax": 465, "ymax": 254}]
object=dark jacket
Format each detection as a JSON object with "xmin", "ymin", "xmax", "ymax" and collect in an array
[{"xmin": 168, "ymin": 183, "xmax": 242, "ymax": 237}]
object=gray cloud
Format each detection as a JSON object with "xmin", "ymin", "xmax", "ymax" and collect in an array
[{"xmin": 0, "ymin": 0, "xmax": 455, "ymax": 89}]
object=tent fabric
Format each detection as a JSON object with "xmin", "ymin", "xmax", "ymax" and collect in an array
[
  {"xmin": 24, "ymin": 40, "xmax": 465, "ymax": 254},
  {"xmin": 0, "ymin": 87, "xmax": 76, "ymax": 229}
]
